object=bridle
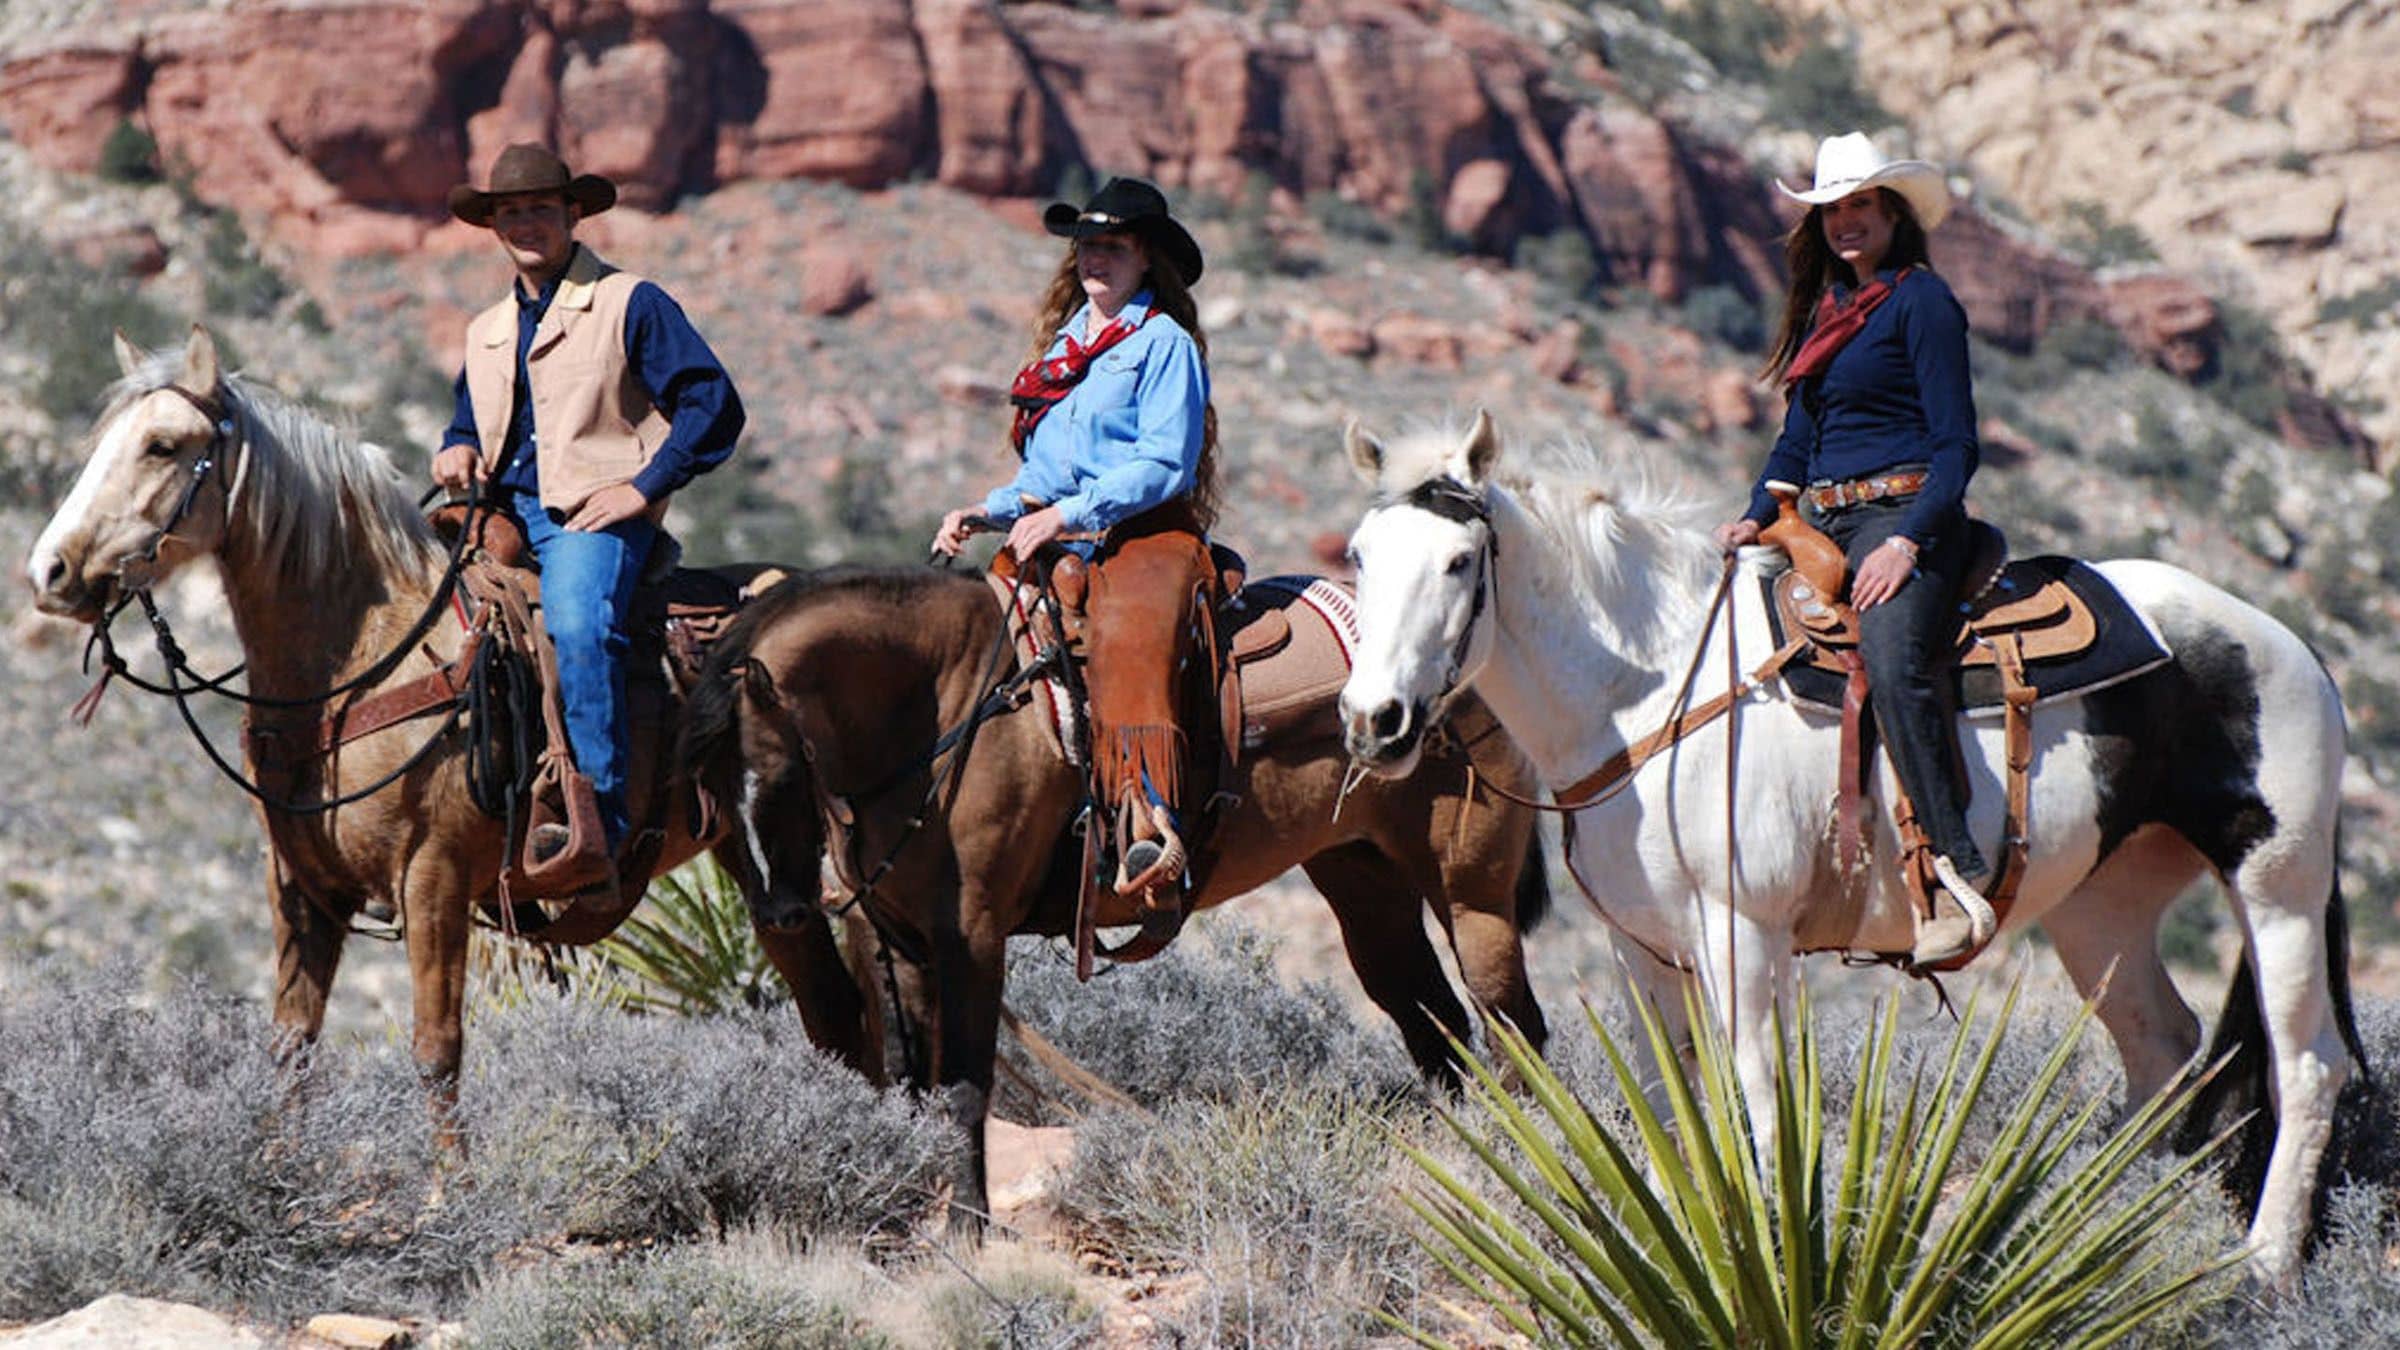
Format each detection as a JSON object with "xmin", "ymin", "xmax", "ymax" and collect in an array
[
  {"xmin": 1371, "ymin": 474, "xmax": 1497, "ymax": 724},
  {"xmin": 125, "ymin": 383, "xmax": 245, "ymax": 579}
]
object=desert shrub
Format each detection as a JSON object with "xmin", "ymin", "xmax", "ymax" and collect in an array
[
  {"xmin": 995, "ymin": 923, "xmax": 1419, "ymax": 1122},
  {"xmin": 1680, "ymin": 282, "xmax": 1767, "ymax": 352},
  {"xmin": 2035, "ymin": 314, "xmax": 2130, "ymax": 372},
  {"xmin": 460, "ymin": 1239, "xmax": 885, "ymax": 1349},
  {"xmin": 2345, "ymin": 671, "xmax": 2400, "ymax": 760},
  {"xmin": 199, "ymin": 208, "xmax": 293, "ymax": 323},
  {"xmin": 1520, "ymin": 229, "xmax": 1600, "ymax": 303},
  {"xmin": 918, "ymin": 1241, "xmax": 1099, "ymax": 1349},
  {"xmin": 462, "ymin": 991, "xmax": 955, "ymax": 1244},
  {"xmin": 1765, "ymin": 34, "xmax": 1892, "ymax": 132},
  {"xmin": 97, "ymin": 119, "xmax": 161, "ymax": 184},
  {"xmin": 0, "ymin": 219, "xmax": 179, "ymax": 435},
  {"xmin": 1308, "ymin": 191, "xmax": 1393, "ymax": 245},
  {"xmin": 1057, "ymin": 1087, "xmax": 1431, "ymax": 1345},
  {"xmin": 2099, "ymin": 400, "xmax": 2236, "ymax": 510},
  {"xmin": 2318, "ymin": 278, "xmax": 2400, "ymax": 329},
  {"xmin": 2157, "ymin": 877, "xmax": 2226, "ymax": 969},
  {"xmin": 2058, "ymin": 199, "xmax": 2161, "ymax": 267},
  {"xmin": 2202, "ymin": 301, "xmax": 2293, "ymax": 432},
  {"xmin": 0, "ymin": 963, "xmax": 523, "ymax": 1321}
]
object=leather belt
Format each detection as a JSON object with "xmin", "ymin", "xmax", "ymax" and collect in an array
[{"xmin": 1806, "ymin": 469, "xmax": 1926, "ymax": 511}]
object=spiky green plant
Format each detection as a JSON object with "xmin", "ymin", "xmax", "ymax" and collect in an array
[
  {"xmin": 580, "ymin": 857, "xmax": 778, "ymax": 1015},
  {"xmin": 1399, "ymin": 983, "xmax": 2243, "ymax": 1348}
]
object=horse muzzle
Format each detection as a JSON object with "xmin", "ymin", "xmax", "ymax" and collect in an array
[
  {"xmin": 1340, "ymin": 693, "xmax": 1425, "ymax": 776},
  {"xmin": 25, "ymin": 549, "xmax": 106, "ymax": 624}
]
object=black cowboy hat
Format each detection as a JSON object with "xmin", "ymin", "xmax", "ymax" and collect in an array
[
  {"xmin": 1043, "ymin": 177, "xmax": 1204, "ymax": 286},
  {"xmin": 448, "ymin": 143, "xmax": 617, "ymax": 228}
]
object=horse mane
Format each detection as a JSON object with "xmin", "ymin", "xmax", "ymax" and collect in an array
[
  {"xmin": 1374, "ymin": 423, "xmax": 1728, "ymax": 658},
  {"xmin": 103, "ymin": 353, "xmax": 442, "ymax": 586}
]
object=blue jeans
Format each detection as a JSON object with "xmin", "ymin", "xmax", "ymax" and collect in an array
[
  {"xmin": 513, "ymin": 489, "xmax": 655, "ymax": 849},
  {"xmin": 1804, "ymin": 494, "xmax": 1989, "ymax": 880}
]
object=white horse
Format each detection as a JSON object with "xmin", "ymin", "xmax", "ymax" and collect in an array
[{"xmin": 1335, "ymin": 412, "xmax": 2363, "ymax": 1286}]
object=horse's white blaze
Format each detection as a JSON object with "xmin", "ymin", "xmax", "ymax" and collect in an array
[
  {"xmin": 740, "ymin": 767, "xmax": 775, "ymax": 897},
  {"xmin": 26, "ymin": 398, "xmax": 152, "ymax": 607},
  {"xmin": 1343, "ymin": 422, "xmax": 2355, "ymax": 1287}
]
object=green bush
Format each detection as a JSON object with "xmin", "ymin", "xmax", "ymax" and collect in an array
[
  {"xmin": 1402, "ymin": 986, "xmax": 2240, "ymax": 1347},
  {"xmin": 578, "ymin": 856, "xmax": 777, "ymax": 1015},
  {"xmin": 97, "ymin": 120, "xmax": 161, "ymax": 184},
  {"xmin": 1309, "ymin": 190, "xmax": 1394, "ymax": 245},
  {"xmin": 1520, "ymin": 229, "xmax": 1600, "ymax": 304},
  {"xmin": 2318, "ymin": 278, "xmax": 2400, "ymax": 329},
  {"xmin": 1681, "ymin": 282, "xmax": 1767, "ymax": 352},
  {"xmin": 2057, "ymin": 199, "xmax": 2160, "ymax": 268},
  {"xmin": 2202, "ymin": 302, "xmax": 2293, "ymax": 432}
]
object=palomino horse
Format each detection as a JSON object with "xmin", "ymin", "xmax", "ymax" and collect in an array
[
  {"xmin": 678, "ymin": 563, "xmax": 1551, "ymax": 1219},
  {"xmin": 23, "ymin": 329, "xmax": 873, "ymax": 1108},
  {"xmin": 1334, "ymin": 413, "xmax": 2363, "ymax": 1286}
]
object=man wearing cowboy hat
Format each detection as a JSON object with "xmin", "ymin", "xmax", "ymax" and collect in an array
[{"xmin": 432, "ymin": 142, "xmax": 745, "ymax": 871}]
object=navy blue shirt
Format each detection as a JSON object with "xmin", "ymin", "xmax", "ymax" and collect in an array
[
  {"xmin": 1744, "ymin": 266, "xmax": 1979, "ymax": 545},
  {"xmin": 442, "ymin": 247, "xmax": 744, "ymax": 504}
]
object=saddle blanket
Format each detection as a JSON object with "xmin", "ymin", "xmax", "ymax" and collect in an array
[
  {"xmin": 1767, "ymin": 556, "xmax": 2172, "ymax": 718},
  {"xmin": 994, "ymin": 573, "xmax": 1361, "ymax": 761}
]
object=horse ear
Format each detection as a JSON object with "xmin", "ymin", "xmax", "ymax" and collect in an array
[
  {"xmin": 113, "ymin": 330, "xmax": 146, "ymax": 377},
  {"xmin": 1457, "ymin": 408, "xmax": 1500, "ymax": 486},
  {"xmin": 177, "ymin": 325, "xmax": 221, "ymax": 393},
  {"xmin": 1343, "ymin": 419, "xmax": 1385, "ymax": 486}
]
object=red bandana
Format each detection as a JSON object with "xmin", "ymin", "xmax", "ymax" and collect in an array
[
  {"xmin": 1008, "ymin": 312, "xmax": 1148, "ymax": 456},
  {"xmin": 1782, "ymin": 267, "xmax": 1912, "ymax": 387}
]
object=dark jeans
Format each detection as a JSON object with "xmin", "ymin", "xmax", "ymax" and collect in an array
[{"xmin": 1804, "ymin": 495, "xmax": 1989, "ymax": 879}]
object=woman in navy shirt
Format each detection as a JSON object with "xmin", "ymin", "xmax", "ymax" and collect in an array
[
  {"xmin": 1711, "ymin": 133, "xmax": 1990, "ymax": 965},
  {"xmin": 932, "ymin": 178, "xmax": 1219, "ymax": 904}
]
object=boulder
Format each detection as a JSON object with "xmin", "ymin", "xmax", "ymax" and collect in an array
[
  {"xmin": 1371, "ymin": 313, "xmax": 1464, "ymax": 370},
  {"xmin": 712, "ymin": 0, "xmax": 928, "ymax": 185},
  {"xmin": 2103, "ymin": 272, "xmax": 2219, "ymax": 380},
  {"xmin": 3, "ymin": 1295, "xmax": 263, "ymax": 1350}
]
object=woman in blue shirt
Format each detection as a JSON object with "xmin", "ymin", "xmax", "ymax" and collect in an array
[
  {"xmin": 1711, "ymin": 133, "xmax": 1991, "ymax": 965},
  {"xmin": 932, "ymin": 178, "xmax": 1219, "ymax": 904}
]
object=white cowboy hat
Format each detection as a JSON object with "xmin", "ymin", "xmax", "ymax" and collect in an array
[{"xmin": 1776, "ymin": 132, "xmax": 1951, "ymax": 230}]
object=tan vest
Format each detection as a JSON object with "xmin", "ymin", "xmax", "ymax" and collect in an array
[{"xmin": 463, "ymin": 246, "xmax": 672, "ymax": 515}]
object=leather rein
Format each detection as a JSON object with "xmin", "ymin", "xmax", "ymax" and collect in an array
[
  {"xmin": 73, "ymin": 382, "xmax": 493, "ymax": 817},
  {"xmin": 1378, "ymin": 477, "xmax": 1806, "ymax": 817}
]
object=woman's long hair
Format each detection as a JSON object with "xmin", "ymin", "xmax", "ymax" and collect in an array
[
  {"xmin": 1757, "ymin": 188, "xmax": 1932, "ymax": 384},
  {"xmin": 1022, "ymin": 239, "xmax": 1221, "ymax": 531}
]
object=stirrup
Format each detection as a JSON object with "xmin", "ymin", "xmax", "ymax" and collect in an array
[
  {"xmin": 1113, "ymin": 799, "xmax": 1188, "ymax": 899},
  {"xmin": 1914, "ymin": 854, "xmax": 1999, "ymax": 965}
]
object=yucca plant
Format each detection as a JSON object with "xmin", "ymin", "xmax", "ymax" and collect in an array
[
  {"xmin": 579, "ymin": 856, "xmax": 778, "ymax": 1015},
  {"xmin": 1399, "ymin": 981, "xmax": 2244, "ymax": 1348}
]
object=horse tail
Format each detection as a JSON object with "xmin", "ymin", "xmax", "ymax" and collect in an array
[
  {"xmin": 2326, "ymin": 832, "xmax": 2372, "ymax": 1085},
  {"xmin": 1514, "ymin": 829, "xmax": 1552, "ymax": 934}
]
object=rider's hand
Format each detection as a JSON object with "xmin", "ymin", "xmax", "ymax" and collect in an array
[
  {"xmin": 431, "ymin": 443, "xmax": 482, "ymax": 491},
  {"xmin": 931, "ymin": 507, "xmax": 986, "ymax": 558},
  {"xmin": 566, "ymin": 482, "xmax": 650, "ymax": 532},
  {"xmin": 1004, "ymin": 505, "xmax": 1067, "ymax": 562},
  {"xmin": 1851, "ymin": 535, "xmax": 1918, "ymax": 609},
  {"xmin": 1711, "ymin": 518, "xmax": 1761, "ymax": 555}
]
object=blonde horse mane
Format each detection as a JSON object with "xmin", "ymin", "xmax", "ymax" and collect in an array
[
  {"xmin": 102, "ymin": 352, "xmax": 442, "ymax": 586},
  {"xmin": 1373, "ymin": 421, "xmax": 1731, "ymax": 660}
]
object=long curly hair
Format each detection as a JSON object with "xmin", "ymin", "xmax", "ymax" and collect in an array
[
  {"xmin": 1021, "ymin": 238, "xmax": 1221, "ymax": 531},
  {"xmin": 1757, "ymin": 187, "xmax": 1932, "ymax": 385}
]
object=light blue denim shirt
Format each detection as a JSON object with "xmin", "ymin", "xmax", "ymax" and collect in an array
[{"xmin": 982, "ymin": 291, "xmax": 1210, "ymax": 533}]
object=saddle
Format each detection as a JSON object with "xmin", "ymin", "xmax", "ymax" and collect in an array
[
  {"xmin": 986, "ymin": 547, "xmax": 1362, "ymax": 977},
  {"xmin": 1755, "ymin": 494, "xmax": 2168, "ymax": 968},
  {"xmin": 427, "ymin": 504, "xmax": 776, "ymax": 935}
]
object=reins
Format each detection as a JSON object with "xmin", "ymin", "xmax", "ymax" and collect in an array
[{"xmin": 70, "ymin": 381, "xmax": 500, "ymax": 816}]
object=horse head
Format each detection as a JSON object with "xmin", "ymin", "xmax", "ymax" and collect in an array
[
  {"xmin": 28, "ymin": 328, "xmax": 239, "ymax": 622},
  {"xmin": 1338, "ymin": 410, "xmax": 1504, "ymax": 777}
]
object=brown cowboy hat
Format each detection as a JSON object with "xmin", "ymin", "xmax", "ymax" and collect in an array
[
  {"xmin": 447, "ymin": 143, "xmax": 617, "ymax": 227},
  {"xmin": 1043, "ymin": 177, "xmax": 1204, "ymax": 286}
]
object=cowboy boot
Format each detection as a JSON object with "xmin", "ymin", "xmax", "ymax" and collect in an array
[
  {"xmin": 1913, "ymin": 855, "xmax": 1998, "ymax": 965},
  {"xmin": 1114, "ymin": 798, "xmax": 1188, "ymax": 901}
]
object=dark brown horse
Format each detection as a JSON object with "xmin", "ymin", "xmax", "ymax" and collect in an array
[{"xmin": 679, "ymin": 564, "xmax": 1551, "ymax": 1218}]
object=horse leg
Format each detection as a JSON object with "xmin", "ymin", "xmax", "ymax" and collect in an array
[
  {"xmin": 1690, "ymin": 907, "xmax": 1796, "ymax": 1147},
  {"xmin": 2037, "ymin": 827, "xmax": 2205, "ymax": 1106},
  {"xmin": 928, "ymin": 895, "xmax": 1008, "ymax": 1233},
  {"xmin": 1417, "ymin": 802, "xmax": 1549, "ymax": 1055},
  {"xmin": 714, "ymin": 842, "xmax": 882, "ymax": 1082},
  {"xmin": 1612, "ymin": 935, "xmax": 1701, "ymax": 1111},
  {"xmin": 266, "ymin": 851, "xmax": 348, "ymax": 1054},
  {"xmin": 1302, "ymin": 843, "xmax": 1477, "ymax": 1085},
  {"xmin": 2225, "ymin": 836, "xmax": 2350, "ymax": 1287},
  {"xmin": 400, "ymin": 860, "xmax": 473, "ymax": 1153}
]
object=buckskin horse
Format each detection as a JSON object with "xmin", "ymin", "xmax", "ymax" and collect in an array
[
  {"xmin": 23, "ymin": 329, "xmax": 875, "ymax": 1116},
  {"xmin": 1334, "ymin": 413, "xmax": 2364, "ymax": 1287},
  {"xmin": 678, "ymin": 560, "xmax": 1553, "ymax": 1221}
]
